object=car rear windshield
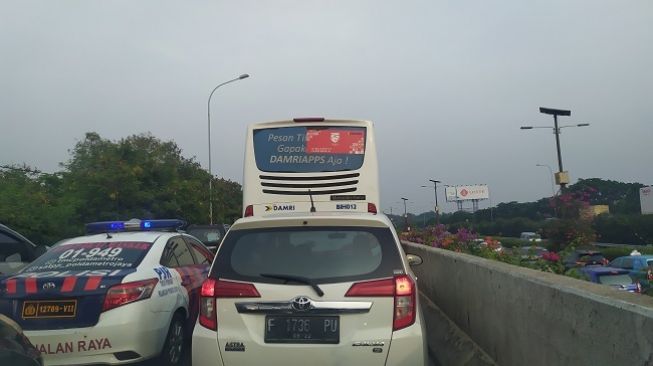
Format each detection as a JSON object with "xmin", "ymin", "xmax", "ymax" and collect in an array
[
  {"xmin": 581, "ymin": 254, "xmax": 605, "ymax": 262},
  {"xmin": 22, "ymin": 242, "xmax": 152, "ymax": 272},
  {"xmin": 187, "ymin": 227, "xmax": 225, "ymax": 244},
  {"xmin": 211, "ymin": 226, "xmax": 402, "ymax": 284},
  {"xmin": 598, "ymin": 274, "xmax": 632, "ymax": 286}
]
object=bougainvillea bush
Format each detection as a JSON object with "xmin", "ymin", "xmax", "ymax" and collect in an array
[{"xmin": 402, "ymin": 225, "xmax": 565, "ymax": 274}]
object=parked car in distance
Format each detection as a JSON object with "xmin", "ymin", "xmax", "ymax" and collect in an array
[
  {"xmin": 0, "ymin": 224, "xmax": 48, "ymax": 277},
  {"xmin": 579, "ymin": 266, "xmax": 640, "ymax": 293},
  {"xmin": 564, "ymin": 249, "xmax": 608, "ymax": 270},
  {"xmin": 515, "ymin": 246, "xmax": 548, "ymax": 261},
  {"xmin": 609, "ymin": 254, "xmax": 653, "ymax": 275},
  {"xmin": 186, "ymin": 224, "xmax": 226, "ymax": 253},
  {"xmin": 609, "ymin": 254, "xmax": 653, "ymax": 291},
  {"xmin": 519, "ymin": 232, "xmax": 542, "ymax": 242},
  {"xmin": 0, "ymin": 313, "xmax": 42, "ymax": 366}
]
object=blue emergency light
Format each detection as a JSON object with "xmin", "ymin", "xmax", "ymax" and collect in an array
[{"xmin": 85, "ymin": 219, "xmax": 186, "ymax": 234}]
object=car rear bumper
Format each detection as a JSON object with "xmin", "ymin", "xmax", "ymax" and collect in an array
[
  {"xmin": 385, "ymin": 311, "xmax": 427, "ymax": 366},
  {"xmin": 192, "ymin": 322, "xmax": 222, "ymax": 366},
  {"xmin": 25, "ymin": 301, "xmax": 171, "ymax": 366}
]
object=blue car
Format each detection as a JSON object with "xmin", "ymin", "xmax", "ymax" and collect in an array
[
  {"xmin": 579, "ymin": 266, "xmax": 640, "ymax": 293},
  {"xmin": 609, "ymin": 255, "xmax": 653, "ymax": 277},
  {"xmin": 610, "ymin": 254, "xmax": 653, "ymax": 291}
]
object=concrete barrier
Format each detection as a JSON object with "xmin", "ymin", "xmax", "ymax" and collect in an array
[{"xmin": 403, "ymin": 241, "xmax": 653, "ymax": 366}]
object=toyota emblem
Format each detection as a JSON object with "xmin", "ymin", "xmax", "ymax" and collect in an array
[
  {"xmin": 291, "ymin": 296, "xmax": 312, "ymax": 311},
  {"xmin": 43, "ymin": 282, "xmax": 56, "ymax": 290}
]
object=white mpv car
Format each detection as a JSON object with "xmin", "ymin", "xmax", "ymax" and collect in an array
[{"xmin": 192, "ymin": 212, "xmax": 426, "ymax": 365}]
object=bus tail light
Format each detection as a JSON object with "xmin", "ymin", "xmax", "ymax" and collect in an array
[
  {"xmin": 368, "ymin": 203, "xmax": 377, "ymax": 214},
  {"xmin": 244, "ymin": 205, "xmax": 254, "ymax": 217},
  {"xmin": 200, "ymin": 278, "xmax": 261, "ymax": 331},
  {"xmin": 345, "ymin": 275, "xmax": 416, "ymax": 331}
]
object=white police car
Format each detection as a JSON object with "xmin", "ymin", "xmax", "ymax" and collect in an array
[{"xmin": 0, "ymin": 219, "xmax": 213, "ymax": 366}]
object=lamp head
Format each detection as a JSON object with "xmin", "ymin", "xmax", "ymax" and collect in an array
[{"xmin": 539, "ymin": 107, "xmax": 571, "ymax": 116}]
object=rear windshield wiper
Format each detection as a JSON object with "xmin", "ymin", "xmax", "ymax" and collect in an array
[{"xmin": 260, "ymin": 273, "xmax": 324, "ymax": 297}]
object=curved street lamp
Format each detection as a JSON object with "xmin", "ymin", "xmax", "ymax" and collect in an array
[{"xmin": 207, "ymin": 74, "xmax": 250, "ymax": 224}]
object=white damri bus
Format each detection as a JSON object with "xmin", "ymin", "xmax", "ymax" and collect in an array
[{"xmin": 242, "ymin": 118, "xmax": 380, "ymax": 217}]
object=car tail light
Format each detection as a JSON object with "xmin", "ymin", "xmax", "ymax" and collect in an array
[
  {"xmin": 345, "ymin": 275, "xmax": 416, "ymax": 331},
  {"xmin": 199, "ymin": 278, "xmax": 261, "ymax": 330},
  {"xmin": 200, "ymin": 278, "xmax": 218, "ymax": 330},
  {"xmin": 393, "ymin": 275, "xmax": 416, "ymax": 330},
  {"xmin": 345, "ymin": 278, "xmax": 394, "ymax": 297},
  {"xmin": 367, "ymin": 203, "xmax": 377, "ymax": 214},
  {"xmin": 102, "ymin": 278, "xmax": 158, "ymax": 312},
  {"xmin": 244, "ymin": 205, "xmax": 254, "ymax": 217}
]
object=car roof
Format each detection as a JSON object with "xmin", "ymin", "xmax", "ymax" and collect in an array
[
  {"xmin": 231, "ymin": 212, "xmax": 394, "ymax": 230},
  {"xmin": 575, "ymin": 250, "xmax": 603, "ymax": 255},
  {"xmin": 614, "ymin": 255, "xmax": 653, "ymax": 260},
  {"xmin": 0, "ymin": 223, "xmax": 37, "ymax": 247},
  {"xmin": 187, "ymin": 224, "xmax": 226, "ymax": 231},
  {"xmin": 581, "ymin": 266, "xmax": 628, "ymax": 274},
  {"xmin": 57, "ymin": 231, "xmax": 179, "ymax": 245}
]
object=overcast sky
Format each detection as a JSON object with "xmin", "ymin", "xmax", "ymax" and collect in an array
[{"xmin": 2, "ymin": 0, "xmax": 652, "ymax": 214}]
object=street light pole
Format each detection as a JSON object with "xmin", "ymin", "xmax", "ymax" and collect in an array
[
  {"xmin": 521, "ymin": 107, "xmax": 589, "ymax": 193},
  {"xmin": 207, "ymin": 74, "xmax": 249, "ymax": 225},
  {"xmin": 421, "ymin": 180, "xmax": 442, "ymax": 225},
  {"xmin": 429, "ymin": 179, "xmax": 441, "ymax": 225},
  {"xmin": 401, "ymin": 197, "xmax": 408, "ymax": 230}
]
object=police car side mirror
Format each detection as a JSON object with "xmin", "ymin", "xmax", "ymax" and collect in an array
[{"xmin": 406, "ymin": 254, "xmax": 423, "ymax": 267}]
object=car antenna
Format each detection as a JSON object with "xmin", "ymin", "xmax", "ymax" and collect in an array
[{"xmin": 308, "ymin": 189, "xmax": 316, "ymax": 213}]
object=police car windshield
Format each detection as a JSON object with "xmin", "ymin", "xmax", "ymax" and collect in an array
[{"xmin": 22, "ymin": 242, "xmax": 152, "ymax": 272}]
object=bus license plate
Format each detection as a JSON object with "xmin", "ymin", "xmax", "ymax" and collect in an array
[{"xmin": 264, "ymin": 316, "xmax": 339, "ymax": 344}]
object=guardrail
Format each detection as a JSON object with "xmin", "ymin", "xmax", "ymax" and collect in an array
[{"xmin": 403, "ymin": 241, "xmax": 653, "ymax": 366}]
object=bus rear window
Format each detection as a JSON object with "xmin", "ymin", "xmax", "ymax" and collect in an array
[{"xmin": 253, "ymin": 126, "xmax": 366, "ymax": 173}]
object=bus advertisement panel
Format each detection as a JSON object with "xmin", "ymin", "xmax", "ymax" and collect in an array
[
  {"xmin": 253, "ymin": 126, "xmax": 365, "ymax": 173},
  {"xmin": 243, "ymin": 119, "xmax": 379, "ymax": 217}
]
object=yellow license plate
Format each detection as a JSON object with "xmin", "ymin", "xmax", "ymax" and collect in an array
[{"xmin": 22, "ymin": 300, "xmax": 77, "ymax": 319}]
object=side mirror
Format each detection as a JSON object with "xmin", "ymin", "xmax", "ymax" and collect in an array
[
  {"xmin": 406, "ymin": 254, "xmax": 423, "ymax": 266},
  {"xmin": 34, "ymin": 245, "xmax": 49, "ymax": 258}
]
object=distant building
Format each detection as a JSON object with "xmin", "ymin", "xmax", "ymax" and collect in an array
[
  {"xmin": 581, "ymin": 205, "xmax": 610, "ymax": 219},
  {"xmin": 641, "ymin": 186, "xmax": 653, "ymax": 215}
]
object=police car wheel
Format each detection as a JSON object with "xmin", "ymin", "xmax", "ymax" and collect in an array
[{"xmin": 160, "ymin": 314, "xmax": 185, "ymax": 366}]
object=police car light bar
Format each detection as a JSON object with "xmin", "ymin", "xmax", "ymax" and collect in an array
[{"xmin": 86, "ymin": 219, "xmax": 186, "ymax": 234}]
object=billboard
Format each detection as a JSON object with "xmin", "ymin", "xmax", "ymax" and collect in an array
[
  {"xmin": 445, "ymin": 185, "xmax": 490, "ymax": 202},
  {"xmin": 641, "ymin": 186, "xmax": 653, "ymax": 215}
]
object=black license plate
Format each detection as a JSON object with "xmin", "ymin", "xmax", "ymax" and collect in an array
[
  {"xmin": 22, "ymin": 300, "xmax": 77, "ymax": 319},
  {"xmin": 264, "ymin": 316, "xmax": 339, "ymax": 344}
]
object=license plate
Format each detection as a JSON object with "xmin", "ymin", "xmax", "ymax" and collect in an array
[
  {"xmin": 264, "ymin": 316, "xmax": 339, "ymax": 344},
  {"xmin": 22, "ymin": 300, "xmax": 77, "ymax": 319}
]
